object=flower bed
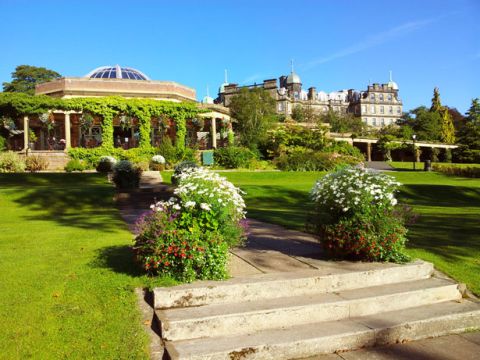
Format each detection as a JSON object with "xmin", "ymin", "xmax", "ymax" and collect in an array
[
  {"xmin": 309, "ymin": 166, "xmax": 410, "ymax": 262},
  {"xmin": 134, "ymin": 168, "xmax": 247, "ymax": 282}
]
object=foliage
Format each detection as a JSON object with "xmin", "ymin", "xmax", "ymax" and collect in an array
[
  {"xmin": 0, "ymin": 151, "xmax": 26, "ymax": 172},
  {"xmin": 229, "ymin": 88, "xmax": 277, "ymax": 150},
  {"xmin": 0, "ymin": 93, "xmax": 203, "ymax": 149},
  {"xmin": 214, "ymin": 146, "xmax": 258, "ymax": 169},
  {"xmin": 171, "ymin": 160, "xmax": 199, "ymax": 185},
  {"xmin": 454, "ymin": 98, "xmax": 480, "ymax": 163},
  {"xmin": 64, "ymin": 159, "xmax": 86, "ymax": 172},
  {"xmin": 402, "ymin": 106, "xmax": 442, "ymax": 141},
  {"xmin": 134, "ymin": 168, "xmax": 247, "ymax": 282},
  {"xmin": 377, "ymin": 134, "xmax": 401, "ymax": 161},
  {"xmin": 309, "ymin": 167, "xmax": 410, "ymax": 262},
  {"xmin": 28, "ymin": 129, "xmax": 38, "ymax": 143},
  {"xmin": 432, "ymin": 163, "xmax": 480, "ymax": 178},
  {"xmin": 322, "ymin": 109, "xmax": 366, "ymax": 134},
  {"xmin": 265, "ymin": 123, "xmax": 329, "ymax": 158},
  {"xmin": 25, "ymin": 155, "xmax": 49, "ymax": 172},
  {"xmin": 68, "ymin": 147, "xmax": 156, "ymax": 168},
  {"xmin": 112, "ymin": 160, "xmax": 142, "ymax": 189},
  {"xmin": 291, "ymin": 105, "xmax": 322, "ymax": 123},
  {"xmin": 274, "ymin": 147, "xmax": 361, "ymax": 171},
  {"xmin": 324, "ymin": 141, "xmax": 364, "ymax": 159},
  {"xmin": 96, "ymin": 156, "xmax": 117, "ymax": 173},
  {"xmin": 430, "ymin": 87, "xmax": 442, "ymax": 113},
  {"xmin": 440, "ymin": 108, "xmax": 455, "ymax": 144},
  {"xmin": 0, "ymin": 135, "xmax": 6, "ymax": 151},
  {"xmin": 150, "ymin": 154, "xmax": 166, "ymax": 171},
  {"xmin": 2, "ymin": 65, "xmax": 61, "ymax": 95}
]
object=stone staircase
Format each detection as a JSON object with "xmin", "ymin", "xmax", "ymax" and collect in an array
[
  {"xmin": 24, "ymin": 150, "xmax": 69, "ymax": 170},
  {"xmin": 154, "ymin": 261, "xmax": 480, "ymax": 359}
]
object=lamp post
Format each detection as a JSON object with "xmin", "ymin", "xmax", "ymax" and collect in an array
[{"xmin": 412, "ymin": 134, "xmax": 417, "ymax": 171}]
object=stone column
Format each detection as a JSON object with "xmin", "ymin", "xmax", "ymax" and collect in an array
[
  {"xmin": 23, "ymin": 116, "xmax": 29, "ymax": 152},
  {"xmin": 416, "ymin": 146, "xmax": 421, "ymax": 162},
  {"xmin": 64, "ymin": 112, "xmax": 71, "ymax": 149},
  {"xmin": 367, "ymin": 142, "xmax": 372, "ymax": 162},
  {"xmin": 211, "ymin": 117, "xmax": 217, "ymax": 149}
]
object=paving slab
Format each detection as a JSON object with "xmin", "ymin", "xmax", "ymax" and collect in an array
[{"xmin": 460, "ymin": 331, "xmax": 480, "ymax": 345}]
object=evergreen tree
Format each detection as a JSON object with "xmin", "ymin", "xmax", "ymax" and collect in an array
[
  {"xmin": 440, "ymin": 109, "xmax": 456, "ymax": 144},
  {"xmin": 3, "ymin": 65, "xmax": 61, "ymax": 95},
  {"xmin": 466, "ymin": 98, "xmax": 480, "ymax": 125},
  {"xmin": 430, "ymin": 87, "xmax": 442, "ymax": 113}
]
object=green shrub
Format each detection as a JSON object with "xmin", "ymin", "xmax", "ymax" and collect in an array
[
  {"xmin": 214, "ymin": 146, "xmax": 258, "ymax": 169},
  {"xmin": 324, "ymin": 141, "xmax": 364, "ymax": 159},
  {"xmin": 112, "ymin": 160, "xmax": 142, "ymax": 189},
  {"xmin": 309, "ymin": 166, "xmax": 410, "ymax": 263},
  {"xmin": 432, "ymin": 164, "xmax": 480, "ymax": 178},
  {"xmin": 133, "ymin": 168, "xmax": 247, "ymax": 282},
  {"xmin": 65, "ymin": 159, "xmax": 86, "ymax": 172},
  {"xmin": 96, "ymin": 156, "xmax": 117, "ymax": 173},
  {"xmin": 274, "ymin": 147, "xmax": 361, "ymax": 171},
  {"xmin": 25, "ymin": 155, "xmax": 49, "ymax": 172},
  {"xmin": 0, "ymin": 135, "xmax": 6, "ymax": 151},
  {"xmin": 155, "ymin": 138, "xmax": 197, "ymax": 168},
  {"xmin": 171, "ymin": 160, "xmax": 199, "ymax": 185},
  {"xmin": 0, "ymin": 151, "xmax": 26, "ymax": 173}
]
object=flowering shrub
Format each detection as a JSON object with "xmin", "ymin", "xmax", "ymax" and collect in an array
[
  {"xmin": 96, "ymin": 156, "xmax": 117, "ymax": 173},
  {"xmin": 171, "ymin": 160, "xmax": 199, "ymax": 185},
  {"xmin": 309, "ymin": 166, "xmax": 410, "ymax": 262},
  {"xmin": 112, "ymin": 160, "xmax": 142, "ymax": 189},
  {"xmin": 150, "ymin": 154, "xmax": 166, "ymax": 171},
  {"xmin": 134, "ymin": 168, "xmax": 247, "ymax": 282}
]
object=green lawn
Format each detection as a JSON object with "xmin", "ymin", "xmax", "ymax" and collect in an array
[
  {"xmin": 208, "ymin": 171, "xmax": 480, "ymax": 296},
  {"xmin": 0, "ymin": 174, "xmax": 174, "ymax": 359},
  {"xmin": 389, "ymin": 161, "xmax": 480, "ymax": 170}
]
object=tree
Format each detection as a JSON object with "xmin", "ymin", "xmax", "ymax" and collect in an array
[
  {"xmin": 407, "ymin": 106, "xmax": 442, "ymax": 141},
  {"xmin": 323, "ymin": 109, "xmax": 366, "ymax": 134},
  {"xmin": 3, "ymin": 65, "xmax": 61, "ymax": 95},
  {"xmin": 291, "ymin": 104, "xmax": 321, "ymax": 123},
  {"xmin": 430, "ymin": 87, "xmax": 442, "ymax": 112},
  {"xmin": 454, "ymin": 98, "xmax": 480, "ymax": 163},
  {"xmin": 229, "ymin": 88, "xmax": 277, "ymax": 150},
  {"xmin": 440, "ymin": 108, "xmax": 455, "ymax": 144}
]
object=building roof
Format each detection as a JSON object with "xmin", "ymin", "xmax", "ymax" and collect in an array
[
  {"xmin": 85, "ymin": 65, "xmax": 150, "ymax": 80},
  {"xmin": 286, "ymin": 71, "xmax": 301, "ymax": 84}
]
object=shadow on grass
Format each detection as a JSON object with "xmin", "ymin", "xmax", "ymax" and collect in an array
[
  {"xmin": 1, "ymin": 173, "xmax": 125, "ymax": 232},
  {"xmin": 407, "ymin": 212, "xmax": 480, "ymax": 262},
  {"xmin": 90, "ymin": 245, "xmax": 145, "ymax": 277},
  {"xmin": 399, "ymin": 184, "xmax": 480, "ymax": 207}
]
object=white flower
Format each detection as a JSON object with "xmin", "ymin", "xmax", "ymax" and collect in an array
[
  {"xmin": 173, "ymin": 204, "xmax": 181, "ymax": 210},
  {"xmin": 200, "ymin": 203, "xmax": 211, "ymax": 211},
  {"xmin": 184, "ymin": 201, "xmax": 196, "ymax": 208}
]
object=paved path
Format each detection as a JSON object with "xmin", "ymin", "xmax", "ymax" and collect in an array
[
  {"xmin": 118, "ymin": 179, "xmax": 480, "ymax": 360},
  {"xmin": 365, "ymin": 161, "xmax": 394, "ymax": 171}
]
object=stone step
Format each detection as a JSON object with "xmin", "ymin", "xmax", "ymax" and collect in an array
[
  {"xmin": 164, "ymin": 299, "xmax": 480, "ymax": 359},
  {"xmin": 153, "ymin": 260, "xmax": 433, "ymax": 309},
  {"xmin": 157, "ymin": 277, "xmax": 461, "ymax": 341}
]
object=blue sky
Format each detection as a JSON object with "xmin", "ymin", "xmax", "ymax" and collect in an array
[{"xmin": 0, "ymin": 0, "xmax": 478, "ymax": 112}]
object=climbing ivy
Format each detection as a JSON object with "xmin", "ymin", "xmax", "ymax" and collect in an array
[{"xmin": 0, "ymin": 93, "xmax": 204, "ymax": 149}]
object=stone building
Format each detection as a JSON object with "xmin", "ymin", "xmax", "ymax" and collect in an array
[{"xmin": 216, "ymin": 69, "xmax": 402, "ymax": 128}]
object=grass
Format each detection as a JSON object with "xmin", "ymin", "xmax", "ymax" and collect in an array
[
  {"xmin": 0, "ymin": 173, "xmax": 175, "ymax": 359},
  {"xmin": 187, "ymin": 170, "xmax": 479, "ymax": 296},
  {"xmin": 389, "ymin": 161, "xmax": 480, "ymax": 170}
]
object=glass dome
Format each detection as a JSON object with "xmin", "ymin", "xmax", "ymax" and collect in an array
[{"xmin": 85, "ymin": 65, "xmax": 150, "ymax": 80}]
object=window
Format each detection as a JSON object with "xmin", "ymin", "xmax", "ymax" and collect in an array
[
  {"xmin": 278, "ymin": 103, "xmax": 284, "ymax": 111},
  {"xmin": 372, "ymin": 118, "xmax": 377, "ymax": 126},
  {"xmin": 389, "ymin": 106, "xmax": 393, "ymax": 114},
  {"xmin": 362, "ymin": 105, "xmax": 367, "ymax": 113},
  {"xmin": 381, "ymin": 118, "xmax": 385, "ymax": 126},
  {"xmin": 371, "ymin": 105, "xmax": 375, "ymax": 114},
  {"xmin": 370, "ymin": 93, "xmax": 375, "ymax": 101},
  {"xmin": 380, "ymin": 106, "xmax": 384, "ymax": 114},
  {"xmin": 397, "ymin": 107, "xmax": 401, "ymax": 114},
  {"xmin": 387, "ymin": 94, "xmax": 392, "ymax": 101},
  {"xmin": 379, "ymin": 94, "xmax": 384, "ymax": 101}
]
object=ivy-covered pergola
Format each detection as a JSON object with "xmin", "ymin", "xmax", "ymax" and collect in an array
[{"xmin": 0, "ymin": 93, "xmax": 231, "ymax": 152}]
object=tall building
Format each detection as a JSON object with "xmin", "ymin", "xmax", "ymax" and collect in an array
[{"xmin": 215, "ymin": 69, "xmax": 402, "ymax": 128}]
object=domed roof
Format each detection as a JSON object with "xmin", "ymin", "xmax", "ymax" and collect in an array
[
  {"xmin": 218, "ymin": 82, "xmax": 229, "ymax": 94},
  {"xmin": 387, "ymin": 81, "xmax": 399, "ymax": 90},
  {"xmin": 85, "ymin": 65, "xmax": 150, "ymax": 80},
  {"xmin": 202, "ymin": 96, "xmax": 214, "ymax": 104},
  {"xmin": 286, "ymin": 71, "xmax": 301, "ymax": 84}
]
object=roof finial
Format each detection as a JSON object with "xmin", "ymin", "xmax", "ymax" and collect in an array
[
  {"xmin": 389, "ymin": 70, "xmax": 393, "ymax": 82},
  {"xmin": 224, "ymin": 69, "xmax": 228, "ymax": 84},
  {"xmin": 291, "ymin": 59, "xmax": 294, "ymax": 73}
]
